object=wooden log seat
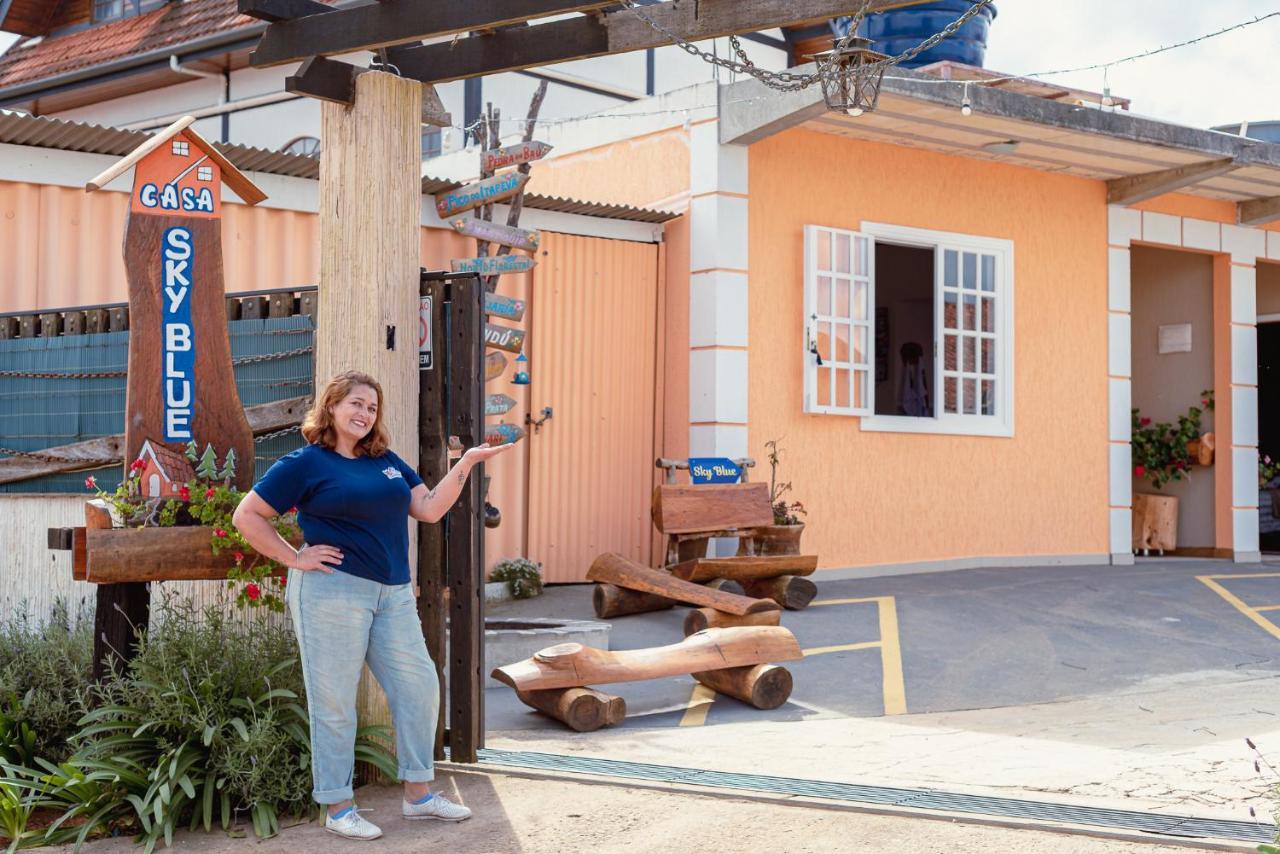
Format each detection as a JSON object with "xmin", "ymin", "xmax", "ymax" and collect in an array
[
  {"xmin": 492, "ymin": 626, "xmax": 803, "ymax": 692},
  {"xmin": 592, "ymin": 583, "xmax": 677, "ymax": 619},
  {"xmin": 587, "ymin": 552, "xmax": 778, "ymax": 617},
  {"xmin": 692, "ymin": 664, "xmax": 793, "ymax": 710},
  {"xmin": 514, "ymin": 687, "xmax": 626, "ymax": 732},
  {"xmin": 742, "ymin": 575, "xmax": 818, "ymax": 611},
  {"xmin": 668, "ymin": 554, "xmax": 818, "ymax": 584},
  {"xmin": 682, "ymin": 607, "xmax": 781, "ymax": 636}
]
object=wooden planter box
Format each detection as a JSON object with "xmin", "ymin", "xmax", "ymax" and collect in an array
[
  {"xmin": 74, "ymin": 525, "xmax": 298, "ymax": 584},
  {"xmin": 736, "ymin": 524, "xmax": 805, "ymax": 557}
]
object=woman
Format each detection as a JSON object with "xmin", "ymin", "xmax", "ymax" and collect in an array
[{"xmin": 233, "ymin": 370, "xmax": 513, "ymax": 841}]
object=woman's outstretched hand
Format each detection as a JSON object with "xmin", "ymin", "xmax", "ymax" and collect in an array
[
  {"xmin": 294, "ymin": 544, "xmax": 343, "ymax": 573},
  {"xmin": 462, "ymin": 442, "xmax": 517, "ymax": 466}
]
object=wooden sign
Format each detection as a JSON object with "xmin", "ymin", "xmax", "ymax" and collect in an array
[
  {"xmin": 688, "ymin": 457, "xmax": 743, "ymax": 484},
  {"xmin": 481, "ymin": 140, "xmax": 553, "ymax": 173},
  {"xmin": 484, "ymin": 292, "xmax": 526, "ymax": 322},
  {"xmin": 485, "ymin": 423, "xmax": 526, "ymax": 447},
  {"xmin": 86, "ymin": 116, "xmax": 265, "ymax": 490},
  {"xmin": 452, "ymin": 217, "xmax": 540, "ymax": 252},
  {"xmin": 485, "ymin": 322, "xmax": 526, "ymax": 354},
  {"xmin": 435, "ymin": 172, "xmax": 529, "ymax": 218},
  {"xmin": 451, "ymin": 255, "xmax": 536, "ymax": 277},
  {"xmin": 485, "ymin": 394, "xmax": 517, "ymax": 416},
  {"xmin": 486, "ymin": 351, "xmax": 508, "ymax": 381}
]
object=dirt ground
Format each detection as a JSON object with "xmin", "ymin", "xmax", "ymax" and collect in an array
[{"xmin": 50, "ymin": 768, "xmax": 1248, "ymax": 854}]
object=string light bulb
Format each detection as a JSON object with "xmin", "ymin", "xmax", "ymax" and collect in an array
[{"xmin": 960, "ymin": 82, "xmax": 972, "ymax": 117}]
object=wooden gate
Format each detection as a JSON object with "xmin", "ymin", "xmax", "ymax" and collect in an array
[{"xmin": 524, "ymin": 232, "xmax": 661, "ymax": 582}]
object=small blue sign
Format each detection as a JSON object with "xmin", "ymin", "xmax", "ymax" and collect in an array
[{"xmin": 688, "ymin": 457, "xmax": 742, "ymax": 485}]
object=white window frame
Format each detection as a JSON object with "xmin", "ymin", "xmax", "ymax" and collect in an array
[
  {"xmin": 803, "ymin": 225, "xmax": 874, "ymax": 415},
  {"xmin": 171, "ymin": 140, "xmax": 189, "ymax": 157},
  {"xmin": 803, "ymin": 221, "xmax": 1015, "ymax": 437}
]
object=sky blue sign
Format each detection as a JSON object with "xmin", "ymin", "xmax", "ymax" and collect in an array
[
  {"xmin": 162, "ymin": 226, "xmax": 195, "ymax": 441},
  {"xmin": 688, "ymin": 457, "xmax": 742, "ymax": 484}
]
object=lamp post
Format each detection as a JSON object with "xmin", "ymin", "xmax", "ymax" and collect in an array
[{"xmin": 814, "ymin": 37, "xmax": 889, "ymax": 117}]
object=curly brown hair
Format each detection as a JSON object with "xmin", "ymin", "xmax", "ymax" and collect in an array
[{"xmin": 302, "ymin": 371, "xmax": 390, "ymax": 457}]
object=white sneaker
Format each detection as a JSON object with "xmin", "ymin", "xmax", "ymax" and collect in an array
[
  {"xmin": 402, "ymin": 793, "xmax": 472, "ymax": 822},
  {"xmin": 324, "ymin": 807, "xmax": 383, "ymax": 840}
]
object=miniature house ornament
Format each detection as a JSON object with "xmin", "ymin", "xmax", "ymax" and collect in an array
[{"xmin": 86, "ymin": 116, "xmax": 266, "ymax": 491}]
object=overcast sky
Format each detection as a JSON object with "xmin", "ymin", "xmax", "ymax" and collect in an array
[{"xmin": 1, "ymin": 1, "xmax": 1278, "ymax": 130}]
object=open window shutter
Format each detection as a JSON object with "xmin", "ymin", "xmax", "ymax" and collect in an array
[
  {"xmin": 804, "ymin": 226, "xmax": 873, "ymax": 415},
  {"xmin": 937, "ymin": 244, "xmax": 1001, "ymax": 417}
]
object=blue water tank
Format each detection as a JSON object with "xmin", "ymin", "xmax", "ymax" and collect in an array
[
  {"xmin": 1212, "ymin": 121, "xmax": 1280, "ymax": 144},
  {"xmin": 850, "ymin": 1, "xmax": 998, "ymax": 69}
]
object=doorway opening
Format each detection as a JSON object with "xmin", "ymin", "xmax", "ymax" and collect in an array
[
  {"xmin": 873, "ymin": 243, "xmax": 935, "ymax": 417},
  {"xmin": 1257, "ymin": 261, "xmax": 1280, "ymax": 552}
]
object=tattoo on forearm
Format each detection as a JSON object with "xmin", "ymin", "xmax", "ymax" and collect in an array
[
  {"xmin": 427, "ymin": 488, "xmax": 437, "ymax": 501},
  {"xmin": 457, "ymin": 470, "xmax": 466, "ymax": 484}
]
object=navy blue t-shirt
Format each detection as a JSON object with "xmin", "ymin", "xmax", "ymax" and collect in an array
[{"xmin": 252, "ymin": 443, "xmax": 424, "ymax": 585}]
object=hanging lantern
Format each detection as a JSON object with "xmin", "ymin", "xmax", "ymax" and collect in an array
[
  {"xmin": 813, "ymin": 37, "xmax": 889, "ymax": 118},
  {"xmin": 512, "ymin": 352, "xmax": 531, "ymax": 385}
]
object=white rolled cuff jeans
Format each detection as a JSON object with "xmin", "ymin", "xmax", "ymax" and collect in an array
[{"xmin": 286, "ymin": 566, "xmax": 439, "ymax": 804}]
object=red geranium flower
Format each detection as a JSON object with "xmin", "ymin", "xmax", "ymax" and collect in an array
[
  {"xmin": 245, "ymin": 583, "xmax": 260, "ymax": 601},
  {"xmin": 205, "ymin": 487, "xmax": 216, "ymax": 499},
  {"xmin": 179, "ymin": 485, "xmax": 190, "ymax": 501},
  {"xmin": 1134, "ymin": 465, "xmax": 1145, "ymax": 478},
  {"xmin": 234, "ymin": 551, "xmax": 245, "ymax": 564},
  {"xmin": 84, "ymin": 475, "xmax": 96, "ymax": 490},
  {"xmin": 288, "ymin": 507, "xmax": 297, "ymax": 515},
  {"xmin": 280, "ymin": 575, "xmax": 287, "ymax": 588},
  {"xmin": 214, "ymin": 528, "xmax": 227, "ymax": 538},
  {"xmin": 1139, "ymin": 417, "xmax": 1151, "ymax": 427},
  {"xmin": 130, "ymin": 459, "xmax": 145, "ymax": 472}
]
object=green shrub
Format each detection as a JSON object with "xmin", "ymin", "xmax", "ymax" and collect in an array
[
  {"xmin": 490, "ymin": 558, "xmax": 543, "ymax": 599},
  {"xmin": 0, "ymin": 601, "xmax": 94, "ymax": 763}
]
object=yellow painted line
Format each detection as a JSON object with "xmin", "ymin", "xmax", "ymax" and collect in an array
[
  {"xmin": 1200, "ymin": 572, "xmax": 1280, "ymax": 580},
  {"xmin": 803, "ymin": 641, "xmax": 880, "ymax": 656},
  {"xmin": 876, "ymin": 596, "xmax": 908, "ymax": 716},
  {"xmin": 678, "ymin": 683, "xmax": 716, "ymax": 727},
  {"xmin": 1255, "ymin": 605, "xmax": 1280, "ymax": 612},
  {"xmin": 811, "ymin": 597, "xmax": 891, "ymax": 607},
  {"xmin": 1197, "ymin": 575, "xmax": 1280, "ymax": 642}
]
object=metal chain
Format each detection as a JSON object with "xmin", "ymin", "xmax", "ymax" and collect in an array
[
  {"xmin": 620, "ymin": 0, "xmax": 994, "ymax": 93},
  {"xmin": 254, "ymin": 425, "xmax": 301, "ymax": 443},
  {"xmin": 0, "ymin": 346, "xmax": 313, "ymax": 380}
]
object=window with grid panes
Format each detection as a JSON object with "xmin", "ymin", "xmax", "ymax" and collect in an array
[{"xmin": 803, "ymin": 222, "xmax": 1014, "ymax": 436}]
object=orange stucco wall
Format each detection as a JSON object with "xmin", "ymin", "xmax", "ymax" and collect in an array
[
  {"xmin": 1135, "ymin": 192, "xmax": 1280, "ymax": 233},
  {"xmin": 748, "ymin": 129, "xmax": 1111, "ymax": 568},
  {"xmin": 527, "ymin": 126, "xmax": 690, "ymax": 210}
]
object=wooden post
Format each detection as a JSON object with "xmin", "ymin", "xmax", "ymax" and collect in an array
[
  {"xmin": 418, "ymin": 275, "xmax": 448, "ymax": 762},
  {"xmin": 445, "ymin": 273, "xmax": 485, "ymax": 762},
  {"xmin": 87, "ymin": 500, "xmax": 148, "ymax": 682},
  {"xmin": 318, "ymin": 69, "xmax": 422, "ymax": 744}
]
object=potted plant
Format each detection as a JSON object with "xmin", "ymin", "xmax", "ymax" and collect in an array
[
  {"xmin": 1130, "ymin": 390, "xmax": 1213, "ymax": 554},
  {"xmin": 489, "ymin": 557, "xmax": 544, "ymax": 600},
  {"xmin": 739, "ymin": 439, "xmax": 807, "ymax": 557}
]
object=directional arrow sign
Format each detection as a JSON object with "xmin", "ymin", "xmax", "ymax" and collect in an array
[
  {"xmin": 451, "ymin": 255, "xmax": 537, "ymax": 277},
  {"xmin": 485, "ymin": 351, "xmax": 508, "ymax": 381},
  {"xmin": 485, "ymin": 393, "xmax": 517, "ymax": 416},
  {"xmin": 484, "ymin": 291, "xmax": 526, "ymax": 322},
  {"xmin": 484, "ymin": 322, "xmax": 526, "ymax": 354},
  {"xmin": 435, "ymin": 172, "xmax": 529, "ymax": 218},
  {"xmin": 452, "ymin": 217, "xmax": 540, "ymax": 252},
  {"xmin": 485, "ymin": 423, "xmax": 526, "ymax": 447},
  {"xmin": 481, "ymin": 140, "xmax": 553, "ymax": 173}
]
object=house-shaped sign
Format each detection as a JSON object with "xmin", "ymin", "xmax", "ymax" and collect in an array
[{"xmin": 86, "ymin": 116, "xmax": 266, "ymax": 491}]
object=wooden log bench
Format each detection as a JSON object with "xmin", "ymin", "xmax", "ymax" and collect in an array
[
  {"xmin": 493, "ymin": 626, "xmax": 802, "ymax": 729},
  {"xmin": 651, "ymin": 462, "xmax": 820, "ymax": 610},
  {"xmin": 587, "ymin": 552, "xmax": 779, "ymax": 618}
]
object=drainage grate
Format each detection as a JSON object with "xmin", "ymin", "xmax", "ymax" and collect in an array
[{"xmin": 475, "ymin": 748, "xmax": 1276, "ymax": 844}]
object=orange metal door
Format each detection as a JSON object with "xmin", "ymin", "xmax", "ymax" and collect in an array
[{"xmin": 525, "ymin": 232, "xmax": 660, "ymax": 582}]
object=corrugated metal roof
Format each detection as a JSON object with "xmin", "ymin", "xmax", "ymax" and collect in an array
[{"xmin": 0, "ymin": 110, "xmax": 677, "ymax": 222}]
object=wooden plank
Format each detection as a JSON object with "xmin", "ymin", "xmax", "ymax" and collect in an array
[
  {"xmin": 452, "ymin": 218, "xmax": 540, "ymax": 252},
  {"xmin": 484, "ymin": 291, "xmax": 527, "ymax": 322},
  {"xmin": 485, "ymin": 393, "xmax": 517, "ymax": 416},
  {"xmin": 251, "ymin": 1, "xmax": 618, "ymax": 67},
  {"xmin": 1106, "ymin": 157, "xmax": 1239, "ymax": 205},
  {"xmin": 587, "ymin": 552, "xmax": 780, "ymax": 616},
  {"xmin": 18, "ymin": 314, "xmax": 36, "ymax": 338},
  {"xmin": 47, "ymin": 527, "xmax": 75, "ymax": 550},
  {"xmin": 240, "ymin": 295, "xmax": 269, "ymax": 319},
  {"xmin": 446, "ymin": 273, "xmax": 485, "ymax": 763},
  {"xmin": 108, "ymin": 307, "xmax": 129, "ymax": 332},
  {"xmin": 421, "ymin": 84, "xmax": 451, "ymax": 128},
  {"xmin": 1240, "ymin": 195, "xmax": 1280, "ymax": 226},
  {"xmin": 268, "ymin": 292, "xmax": 294, "ymax": 318},
  {"xmin": 285, "ymin": 55, "xmax": 359, "ymax": 105},
  {"xmin": 237, "ymin": 0, "xmax": 331, "ymax": 23},
  {"xmin": 63, "ymin": 311, "xmax": 87, "ymax": 336},
  {"xmin": 481, "ymin": 140, "xmax": 553, "ymax": 173},
  {"xmin": 436, "ymin": 172, "xmax": 530, "ymax": 218},
  {"xmin": 84, "ymin": 526, "xmax": 299, "ymax": 583},
  {"xmin": 417, "ymin": 277, "xmax": 448, "ymax": 762},
  {"xmin": 485, "ymin": 351, "xmax": 508, "ymax": 381},
  {"xmin": 0, "ymin": 395, "xmax": 310, "ymax": 485},
  {"xmin": 669, "ymin": 555, "xmax": 819, "ymax": 584},
  {"xmin": 484, "ymin": 322, "xmax": 526, "ymax": 354},
  {"xmin": 453, "ymin": 254, "xmax": 537, "ymax": 277},
  {"xmin": 84, "ymin": 309, "xmax": 109, "ymax": 334},
  {"xmin": 38, "ymin": 312, "xmax": 61, "ymax": 337},
  {"xmin": 492, "ymin": 625, "xmax": 803, "ymax": 691},
  {"xmin": 380, "ymin": 0, "xmax": 925, "ymax": 85},
  {"xmin": 299, "ymin": 291, "xmax": 319, "ymax": 319},
  {"xmin": 85, "ymin": 116, "xmax": 195, "ymax": 192},
  {"xmin": 72, "ymin": 527, "xmax": 88, "ymax": 582},
  {"xmin": 0, "ymin": 317, "xmax": 17, "ymax": 339},
  {"xmin": 652, "ymin": 482, "xmax": 774, "ymax": 535}
]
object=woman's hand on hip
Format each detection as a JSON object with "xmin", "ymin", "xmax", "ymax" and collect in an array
[{"xmin": 294, "ymin": 544, "xmax": 343, "ymax": 573}]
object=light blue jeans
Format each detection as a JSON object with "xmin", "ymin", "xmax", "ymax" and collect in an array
[{"xmin": 286, "ymin": 566, "xmax": 439, "ymax": 804}]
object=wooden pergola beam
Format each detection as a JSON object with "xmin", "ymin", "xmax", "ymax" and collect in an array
[
  {"xmin": 237, "ymin": 0, "xmax": 331, "ymax": 23},
  {"xmin": 250, "ymin": 0, "xmax": 619, "ymax": 67},
  {"xmin": 1239, "ymin": 195, "xmax": 1280, "ymax": 226},
  {"xmin": 1105, "ymin": 157, "xmax": 1240, "ymax": 205}
]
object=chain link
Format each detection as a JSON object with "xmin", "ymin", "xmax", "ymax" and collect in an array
[
  {"xmin": 254, "ymin": 425, "xmax": 302, "ymax": 443},
  {"xmin": 619, "ymin": 0, "xmax": 994, "ymax": 93},
  {"xmin": 0, "ymin": 346, "xmax": 314, "ymax": 381}
]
